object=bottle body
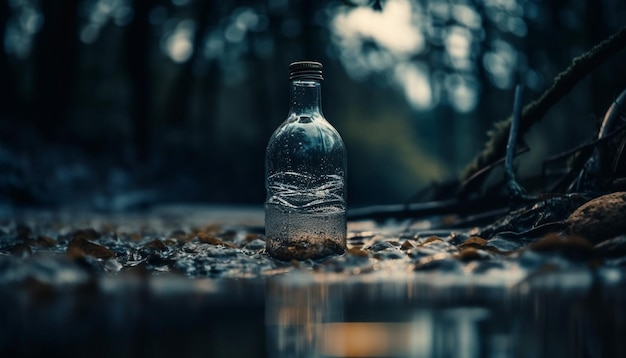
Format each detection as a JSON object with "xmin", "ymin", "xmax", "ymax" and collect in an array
[{"xmin": 265, "ymin": 72, "xmax": 347, "ymax": 260}]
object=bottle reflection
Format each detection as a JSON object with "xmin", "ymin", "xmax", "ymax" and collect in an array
[
  {"xmin": 266, "ymin": 276, "xmax": 343, "ymax": 358},
  {"xmin": 266, "ymin": 278, "xmax": 505, "ymax": 358}
]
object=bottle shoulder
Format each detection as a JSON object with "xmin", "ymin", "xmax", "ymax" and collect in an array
[
  {"xmin": 266, "ymin": 114, "xmax": 346, "ymax": 159},
  {"xmin": 270, "ymin": 114, "xmax": 344, "ymax": 142}
]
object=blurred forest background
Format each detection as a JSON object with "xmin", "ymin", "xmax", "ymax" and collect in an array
[{"xmin": 0, "ymin": 0, "xmax": 625, "ymax": 211}]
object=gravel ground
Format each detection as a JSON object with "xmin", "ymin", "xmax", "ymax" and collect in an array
[{"xmin": 1, "ymin": 205, "xmax": 625, "ymax": 357}]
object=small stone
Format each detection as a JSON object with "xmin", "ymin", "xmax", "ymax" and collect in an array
[
  {"xmin": 566, "ymin": 191, "xmax": 626, "ymax": 243},
  {"xmin": 346, "ymin": 248, "xmax": 369, "ymax": 258},
  {"xmin": 36, "ymin": 235, "xmax": 56, "ymax": 248},
  {"xmin": 414, "ymin": 253, "xmax": 458, "ymax": 271},
  {"xmin": 407, "ymin": 246, "xmax": 440, "ymax": 259},
  {"xmin": 143, "ymin": 239, "xmax": 167, "ymax": 251},
  {"xmin": 421, "ymin": 236, "xmax": 442, "ymax": 245},
  {"xmin": 456, "ymin": 248, "xmax": 491, "ymax": 261},
  {"xmin": 466, "ymin": 261, "xmax": 505, "ymax": 274},
  {"xmin": 243, "ymin": 239, "xmax": 266, "ymax": 251},
  {"xmin": 487, "ymin": 236, "xmax": 522, "ymax": 253},
  {"xmin": 197, "ymin": 232, "xmax": 236, "ymax": 248},
  {"xmin": 528, "ymin": 233, "xmax": 594, "ymax": 259},
  {"xmin": 103, "ymin": 258, "xmax": 123, "ymax": 273},
  {"xmin": 400, "ymin": 240, "xmax": 415, "ymax": 250},
  {"xmin": 460, "ymin": 236, "xmax": 488, "ymax": 248},
  {"xmin": 67, "ymin": 237, "xmax": 115, "ymax": 259},
  {"xmin": 373, "ymin": 249, "xmax": 405, "ymax": 260},
  {"xmin": 419, "ymin": 239, "xmax": 458, "ymax": 253},
  {"xmin": 594, "ymin": 235, "xmax": 626, "ymax": 258},
  {"xmin": 366, "ymin": 241, "xmax": 395, "ymax": 252}
]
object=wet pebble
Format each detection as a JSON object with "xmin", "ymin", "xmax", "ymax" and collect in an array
[
  {"xmin": 414, "ymin": 253, "xmax": 459, "ymax": 272},
  {"xmin": 419, "ymin": 238, "xmax": 458, "ymax": 254},
  {"xmin": 456, "ymin": 248, "xmax": 492, "ymax": 262},
  {"xmin": 366, "ymin": 240, "xmax": 396, "ymax": 252},
  {"xmin": 407, "ymin": 246, "xmax": 441, "ymax": 259},
  {"xmin": 143, "ymin": 239, "xmax": 167, "ymax": 251},
  {"xmin": 67, "ymin": 237, "xmax": 115, "ymax": 259},
  {"xmin": 346, "ymin": 247, "xmax": 369, "ymax": 258},
  {"xmin": 372, "ymin": 248, "xmax": 405, "ymax": 260},
  {"xmin": 594, "ymin": 235, "xmax": 626, "ymax": 258},
  {"xmin": 204, "ymin": 245, "xmax": 239, "ymax": 258},
  {"xmin": 487, "ymin": 236, "xmax": 522, "ymax": 253},
  {"xmin": 400, "ymin": 240, "xmax": 415, "ymax": 250},
  {"xmin": 35, "ymin": 235, "xmax": 56, "ymax": 248},
  {"xmin": 528, "ymin": 233, "xmax": 594, "ymax": 260},
  {"xmin": 459, "ymin": 236, "xmax": 488, "ymax": 248},
  {"xmin": 103, "ymin": 258, "xmax": 123, "ymax": 273},
  {"xmin": 3, "ymin": 205, "xmax": 622, "ymax": 282},
  {"xmin": 243, "ymin": 239, "xmax": 266, "ymax": 252},
  {"xmin": 464, "ymin": 260, "xmax": 505, "ymax": 274},
  {"xmin": 196, "ymin": 232, "xmax": 236, "ymax": 248}
]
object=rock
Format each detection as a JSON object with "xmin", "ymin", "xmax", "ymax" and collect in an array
[
  {"xmin": 143, "ymin": 239, "xmax": 167, "ymax": 251},
  {"xmin": 373, "ymin": 249, "xmax": 405, "ymax": 260},
  {"xmin": 414, "ymin": 253, "xmax": 459, "ymax": 272},
  {"xmin": 419, "ymin": 238, "xmax": 458, "ymax": 253},
  {"xmin": 196, "ymin": 232, "xmax": 236, "ymax": 248},
  {"xmin": 456, "ymin": 248, "xmax": 492, "ymax": 261},
  {"xmin": 460, "ymin": 236, "xmax": 488, "ymax": 248},
  {"xmin": 528, "ymin": 233, "xmax": 594, "ymax": 259},
  {"xmin": 346, "ymin": 247, "xmax": 369, "ymax": 258},
  {"xmin": 243, "ymin": 239, "xmax": 266, "ymax": 252},
  {"xmin": 420, "ymin": 236, "xmax": 442, "ymax": 245},
  {"xmin": 594, "ymin": 235, "xmax": 626, "ymax": 258},
  {"xmin": 103, "ymin": 258, "xmax": 123, "ymax": 273},
  {"xmin": 400, "ymin": 240, "xmax": 415, "ymax": 250},
  {"xmin": 566, "ymin": 191, "xmax": 626, "ymax": 243},
  {"xmin": 366, "ymin": 240, "xmax": 395, "ymax": 252},
  {"xmin": 36, "ymin": 235, "xmax": 56, "ymax": 248},
  {"xmin": 486, "ymin": 236, "xmax": 522, "ymax": 253},
  {"xmin": 67, "ymin": 237, "xmax": 115, "ymax": 259}
]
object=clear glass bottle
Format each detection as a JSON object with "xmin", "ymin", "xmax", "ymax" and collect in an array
[{"xmin": 265, "ymin": 61, "xmax": 347, "ymax": 260}]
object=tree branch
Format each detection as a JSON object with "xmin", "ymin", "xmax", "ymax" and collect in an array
[{"xmin": 462, "ymin": 26, "xmax": 626, "ymax": 183}]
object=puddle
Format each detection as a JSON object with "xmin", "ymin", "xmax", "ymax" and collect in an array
[{"xmin": 0, "ymin": 206, "xmax": 625, "ymax": 357}]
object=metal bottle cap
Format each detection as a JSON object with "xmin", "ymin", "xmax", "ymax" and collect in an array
[{"xmin": 289, "ymin": 61, "xmax": 323, "ymax": 81}]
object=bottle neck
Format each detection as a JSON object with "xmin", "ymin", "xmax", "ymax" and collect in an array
[{"xmin": 289, "ymin": 79, "xmax": 322, "ymax": 116}]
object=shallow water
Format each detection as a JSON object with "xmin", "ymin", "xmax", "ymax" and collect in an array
[{"xmin": 0, "ymin": 206, "xmax": 624, "ymax": 357}]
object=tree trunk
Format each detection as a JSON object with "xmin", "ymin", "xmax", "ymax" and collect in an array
[
  {"xmin": 126, "ymin": 0, "xmax": 152, "ymax": 162},
  {"xmin": 32, "ymin": 0, "xmax": 80, "ymax": 138}
]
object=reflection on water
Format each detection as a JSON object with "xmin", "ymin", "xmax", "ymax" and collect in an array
[
  {"xmin": 265, "ymin": 271, "xmax": 626, "ymax": 358},
  {"xmin": 1, "ymin": 269, "xmax": 625, "ymax": 357}
]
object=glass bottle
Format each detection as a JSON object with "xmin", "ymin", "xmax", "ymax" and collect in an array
[{"xmin": 265, "ymin": 61, "xmax": 347, "ymax": 260}]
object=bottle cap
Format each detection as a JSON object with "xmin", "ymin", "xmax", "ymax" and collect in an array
[{"xmin": 289, "ymin": 61, "xmax": 323, "ymax": 81}]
